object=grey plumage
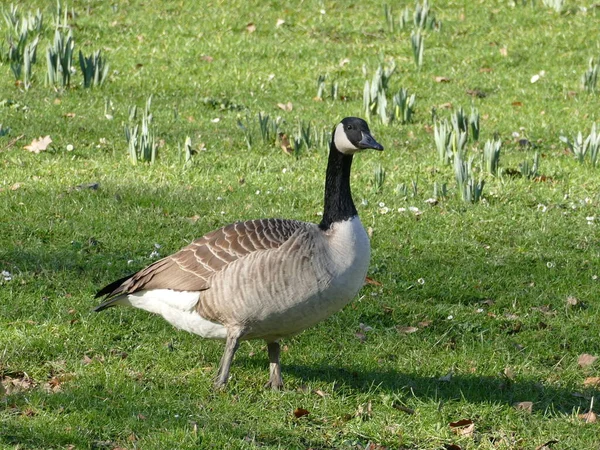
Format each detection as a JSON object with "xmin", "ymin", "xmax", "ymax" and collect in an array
[{"xmin": 95, "ymin": 117, "xmax": 384, "ymax": 389}]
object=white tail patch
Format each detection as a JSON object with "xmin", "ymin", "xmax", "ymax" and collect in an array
[{"xmin": 124, "ymin": 289, "xmax": 227, "ymax": 339}]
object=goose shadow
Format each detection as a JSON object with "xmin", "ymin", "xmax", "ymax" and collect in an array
[{"xmin": 235, "ymin": 356, "xmax": 593, "ymax": 415}]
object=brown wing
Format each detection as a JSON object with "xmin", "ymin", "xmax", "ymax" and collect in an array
[{"xmin": 96, "ymin": 218, "xmax": 304, "ymax": 301}]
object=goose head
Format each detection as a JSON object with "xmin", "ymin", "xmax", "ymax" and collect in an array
[{"xmin": 332, "ymin": 117, "xmax": 384, "ymax": 155}]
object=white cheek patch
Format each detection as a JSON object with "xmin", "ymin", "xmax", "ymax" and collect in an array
[{"xmin": 334, "ymin": 123, "xmax": 359, "ymax": 154}]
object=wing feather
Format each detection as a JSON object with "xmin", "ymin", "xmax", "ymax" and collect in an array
[{"xmin": 96, "ymin": 218, "xmax": 305, "ymax": 301}]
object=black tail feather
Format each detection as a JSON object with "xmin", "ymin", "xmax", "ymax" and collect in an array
[{"xmin": 95, "ymin": 273, "xmax": 134, "ymax": 299}]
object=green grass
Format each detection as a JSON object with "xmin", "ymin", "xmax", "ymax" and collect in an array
[{"xmin": 1, "ymin": 1, "xmax": 600, "ymax": 448}]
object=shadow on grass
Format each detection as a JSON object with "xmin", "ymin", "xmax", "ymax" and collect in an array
[{"xmin": 238, "ymin": 357, "xmax": 589, "ymax": 414}]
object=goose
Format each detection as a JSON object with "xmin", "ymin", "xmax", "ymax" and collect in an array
[{"xmin": 95, "ymin": 117, "xmax": 384, "ymax": 389}]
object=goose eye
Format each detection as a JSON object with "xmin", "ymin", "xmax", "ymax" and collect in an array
[{"xmin": 346, "ymin": 125, "xmax": 352, "ymax": 130}]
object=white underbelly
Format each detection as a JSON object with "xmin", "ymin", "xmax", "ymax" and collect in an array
[{"xmin": 123, "ymin": 289, "xmax": 227, "ymax": 339}]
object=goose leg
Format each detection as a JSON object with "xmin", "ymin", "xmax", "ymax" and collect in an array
[
  {"xmin": 214, "ymin": 329, "xmax": 242, "ymax": 389},
  {"xmin": 264, "ymin": 341, "xmax": 283, "ymax": 390}
]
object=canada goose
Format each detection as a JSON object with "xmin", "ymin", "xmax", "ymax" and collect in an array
[{"xmin": 95, "ymin": 117, "xmax": 384, "ymax": 389}]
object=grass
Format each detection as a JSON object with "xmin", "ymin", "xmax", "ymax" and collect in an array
[{"xmin": 1, "ymin": 1, "xmax": 600, "ymax": 449}]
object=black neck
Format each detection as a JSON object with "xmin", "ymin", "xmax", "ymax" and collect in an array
[{"xmin": 319, "ymin": 143, "xmax": 357, "ymax": 230}]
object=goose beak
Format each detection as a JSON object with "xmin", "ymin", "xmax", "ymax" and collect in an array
[{"xmin": 358, "ymin": 132, "xmax": 384, "ymax": 151}]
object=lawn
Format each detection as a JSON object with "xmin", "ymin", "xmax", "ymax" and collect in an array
[{"xmin": 1, "ymin": 0, "xmax": 599, "ymax": 449}]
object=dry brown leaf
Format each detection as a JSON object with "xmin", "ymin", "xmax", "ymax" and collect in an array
[
  {"xmin": 187, "ymin": 214, "xmax": 201, "ymax": 224},
  {"xmin": 513, "ymin": 401, "xmax": 533, "ymax": 413},
  {"xmin": 438, "ymin": 102, "xmax": 453, "ymax": 109},
  {"xmin": 277, "ymin": 102, "xmax": 293, "ymax": 112},
  {"xmin": 499, "ymin": 47, "xmax": 508, "ymax": 56},
  {"xmin": 65, "ymin": 112, "xmax": 76, "ymax": 118},
  {"xmin": 82, "ymin": 355, "xmax": 94, "ymax": 365},
  {"xmin": 583, "ymin": 377, "xmax": 600, "ymax": 388},
  {"xmin": 364, "ymin": 276, "xmax": 382, "ymax": 286},
  {"xmin": 535, "ymin": 439, "xmax": 559, "ymax": 450},
  {"xmin": 449, "ymin": 419, "xmax": 474, "ymax": 437},
  {"xmin": 392, "ymin": 401, "xmax": 415, "ymax": 414},
  {"xmin": 10, "ymin": 182, "xmax": 21, "ymax": 191},
  {"xmin": 512, "ymin": 101, "xmax": 523, "ymax": 107},
  {"xmin": 578, "ymin": 354, "xmax": 598, "ymax": 368},
  {"xmin": 578, "ymin": 411, "xmax": 597, "ymax": 423},
  {"xmin": 246, "ymin": 22, "xmax": 256, "ymax": 33},
  {"xmin": 435, "ymin": 76, "xmax": 451, "ymax": 83},
  {"xmin": 200, "ymin": 55, "xmax": 214, "ymax": 62},
  {"xmin": 479, "ymin": 67, "xmax": 493, "ymax": 73},
  {"xmin": 278, "ymin": 133, "xmax": 293, "ymax": 155},
  {"xmin": 2, "ymin": 375, "xmax": 35, "ymax": 395},
  {"xmin": 397, "ymin": 326, "xmax": 419, "ymax": 334},
  {"xmin": 314, "ymin": 389, "xmax": 327, "ymax": 398},
  {"xmin": 418, "ymin": 320, "xmax": 432, "ymax": 328},
  {"xmin": 24, "ymin": 135, "xmax": 52, "ymax": 153},
  {"xmin": 503, "ymin": 367, "xmax": 515, "ymax": 380},
  {"xmin": 355, "ymin": 400, "xmax": 373, "ymax": 420},
  {"xmin": 444, "ymin": 445, "xmax": 462, "ymax": 450},
  {"xmin": 293, "ymin": 407, "xmax": 309, "ymax": 418}
]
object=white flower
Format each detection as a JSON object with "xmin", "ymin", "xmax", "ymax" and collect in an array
[
  {"xmin": 211, "ymin": 118, "xmax": 220, "ymax": 123},
  {"xmin": 255, "ymin": 190, "xmax": 261, "ymax": 195},
  {"xmin": 398, "ymin": 207, "xmax": 406, "ymax": 212},
  {"xmin": 447, "ymin": 315, "xmax": 454, "ymax": 320},
  {"xmin": 378, "ymin": 202, "xmax": 385, "ymax": 208},
  {"xmin": 546, "ymin": 261, "xmax": 555, "ymax": 268},
  {"xmin": 2, "ymin": 270, "xmax": 12, "ymax": 281},
  {"xmin": 379, "ymin": 206, "xmax": 389, "ymax": 214},
  {"xmin": 417, "ymin": 278, "xmax": 425, "ymax": 285},
  {"xmin": 66, "ymin": 144, "xmax": 74, "ymax": 151},
  {"xmin": 409, "ymin": 206, "xmax": 420, "ymax": 213},
  {"xmin": 537, "ymin": 204, "xmax": 547, "ymax": 212}
]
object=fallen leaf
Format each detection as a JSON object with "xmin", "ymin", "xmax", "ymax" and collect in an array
[
  {"xmin": 417, "ymin": 320, "xmax": 432, "ymax": 328},
  {"xmin": 187, "ymin": 214, "xmax": 201, "ymax": 224},
  {"xmin": 277, "ymin": 102, "xmax": 293, "ymax": 112},
  {"xmin": 278, "ymin": 133, "xmax": 292, "ymax": 155},
  {"xmin": 499, "ymin": 47, "xmax": 508, "ymax": 56},
  {"xmin": 200, "ymin": 55, "xmax": 214, "ymax": 62},
  {"xmin": 293, "ymin": 407, "xmax": 309, "ymax": 418},
  {"xmin": 513, "ymin": 401, "xmax": 533, "ymax": 413},
  {"xmin": 479, "ymin": 67, "xmax": 493, "ymax": 73},
  {"xmin": 10, "ymin": 182, "xmax": 21, "ymax": 190},
  {"xmin": 438, "ymin": 102, "xmax": 453, "ymax": 109},
  {"xmin": 583, "ymin": 377, "xmax": 600, "ymax": 388},
  {"xmin": 275, "ymin": 18, "xmax": 285, "ymax": 28},
  {"xmin": 503, "ymin": 367, "xmax": 515, "ymax": 380},
  {"xmin": 444, "ymin": 445, "xmax": 462, "ymax": 450},
  {"xmin": 339, "ymin": 58, "xmax": 350, "ymax": 67},
  {"xmin": 578, "ymin": 411, "xmax": 597, "ymax": 423},
  {"xmin": 314, "ymin": 389, "xmax": 327, "ymax": 398},
  {"xmin": 246, "ymin": 22, "xmax": 256, "ymax": 33},
  {"xmin": 512, "ymin": 101, "xmax": 523, "ymax": 107},
  {"xmin": 449, "ymin": 419, "xmax": 474, "ymax": 437},
  {"xmin": 435, "ymin": 76, "xmax": 451, "ymax": 83},
  {"xmin": 466, "ymin": 89, "xmax": 486, "ymax": 98},
  {"xmin": 566, "ymin": 296, "xmax": 578, "ymax": 306},
  {"xmin": 64, "ymin": 112, "xmax": 76, "ymax": 118},
  {"xmin": 364, "ymin": 276, "xmax": 382, "ymax": 286},
  {"xmin": 397, "ymin": 326, "xmax": 419, "ymax": 334},
  {"xmin": 82, "ymin": 355, "xmax": 94, "ymax": 365},
  {"xmin": 578, "ymin": 354, "xmax": 598, "ymax": 368},
  {"xmin": 535, "ymin": 439, "xmax": 559, "ymax": 450},
  {"xmin": 355, "ymin": 332, "xmax": 366, "ymax": 343},
  {"xmin": 355, "ymin": 400, "xmax": 372, "ymax": 420},
  {"xmin": 24, "ymin": 135, "xmax": 52, "ymax": 153},
  {"xmin": 1, "ymin": 374, "xmax": 35, "ymax": 394},
  {"xmin": 392, "ymin": 401, "xmax": 415, "ymax": 414}
]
